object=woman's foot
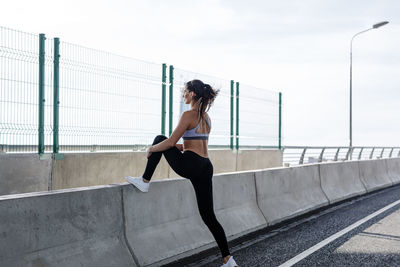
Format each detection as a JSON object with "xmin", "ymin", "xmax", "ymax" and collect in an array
[
  {"xmin": 221, "ymin": 255, "xmax": 238, "ymax": 267},
  {"xmin": 125, "ymin": 176, "xmax": 150, "ymax": 192}
]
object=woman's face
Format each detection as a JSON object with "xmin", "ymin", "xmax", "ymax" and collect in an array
[{"xmin": 183, "ymin": 87, "xmax": 194, "ymax": 105}]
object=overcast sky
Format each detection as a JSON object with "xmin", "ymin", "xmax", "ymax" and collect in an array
[{"xmin": 2, "ymin": 0, "xmax": 399, "ymax": 146}]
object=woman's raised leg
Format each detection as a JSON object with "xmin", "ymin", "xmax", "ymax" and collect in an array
[{"xmin": 142, "ymin": 135, "xmax": 188, "ymax": 180}]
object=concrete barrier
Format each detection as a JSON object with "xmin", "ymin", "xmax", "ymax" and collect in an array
[
  {"xmin": 123, "ymin": 178, "xmax": 211, "ymax": 266},
  {"xmin": 358, "ymin": 159, "xmax": 393, "ymax": 192},
  {"xmin": 385, "ymin": 158, "xmax": 400, "ymax": 185},
  {"xmin": 122, "ymin": 171, "xmax": 267, "ymax": 266},
  {"xmin": 0, "ymin": 154, "xmax": 51, "ymax": 195},
  {"xmin": 0, "ymin": 185, "xmax": 135, "ymax": 267},
  {"xmin": 255, "ymin": 165, "xmax": 329, "ymax": 225},
  {"xmin": 2, "ymin": 159, "xmax": 397, "ymax": 266},
  {"xmin": 319, "ymin": 161, "xmax": 366, "ymax": 203},
  {"xmin": 212, "ymin": 171, "xmax": 267, "ymax": 239}
]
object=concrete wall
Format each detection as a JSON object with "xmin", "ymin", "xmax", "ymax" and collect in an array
[
  {"xmin": 0, "ymin": 154, "xmax": 51, "ymax": 195},
  {"xmin": 0, "ymin": 149, "xmax": 282, "ymax": 195},
  {"xmin": 52, "ymin": 152, "xmax": 170, "ymax": 189},
  {"xmin": 1, "ymin": 159, "xmax": 400, "ymax": 266},
  {"xmin": 236, "ymin": 150, "xmax": 282, "ymax": 172}
]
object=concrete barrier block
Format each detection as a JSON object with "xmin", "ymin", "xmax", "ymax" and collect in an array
[
  {"xmin": 385, "ymin": 158, "xmax": 400, "ymax": 185},
  {"xmin": 319, "ymin": 161, "xmax": 366, "ymax": 203},
  {"xmin": 255, "ymin": 165, "xmax": 329, "ymax": 225},
  {"xmin": 358, "ymin": 159, "xmax": 393, "ymax": 192},
  {"xmin": 0, "ymin": 185, "xmax": 135, "ymax": 267},
  {"xmin": 123, "ymin": 171, "xmax": 268, "ymax": 266},
  {"xmin": 213, "ymin": 171, "xmax": 268, "ymax": 239},
  {"xmin": 0, "ymin": 153, "xmax": 51, "ymax": 196},
  {"xmin": 123, "ymin": 179, "xmax": 212, "ymax": 266}
]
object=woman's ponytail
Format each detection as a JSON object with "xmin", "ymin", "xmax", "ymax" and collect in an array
[{"xmin": 185, "ymin": 80, "xmax": 219, "ymax": 116}]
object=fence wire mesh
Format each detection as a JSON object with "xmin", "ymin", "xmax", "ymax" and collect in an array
[
  {"xmin": 172, "ymin": 68, "xmax": 231, "ymax": 148},
  {"xmin": 1, "ymin": 26, "xmax": 282, "ymax": 153},
  {"xmin": 0, "ymin": 27, "xmax": 39, "ymax": 152},
  {"xmin": 238, "ymin": 83, "xmax": 280, "ymax": 147},
  {"xmin": 57, "ymin": 42, "xmax": 162, "ymax": 152}
]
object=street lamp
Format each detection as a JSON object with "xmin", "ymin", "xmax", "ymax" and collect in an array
[{"xmin": 349, "ymin": 21, "xmax": 389, "ymax": 148}]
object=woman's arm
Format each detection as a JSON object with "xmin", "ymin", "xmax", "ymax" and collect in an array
[{"xmin": 146, "ymin": 111, "xmax": 191, "ymax": 157}]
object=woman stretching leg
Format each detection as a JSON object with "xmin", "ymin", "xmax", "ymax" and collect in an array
[{"xmin": 126, "ymin": 80, "xmax": 238, "ymax": 267}]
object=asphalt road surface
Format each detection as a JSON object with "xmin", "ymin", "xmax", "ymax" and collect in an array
[{"xmin": 172, "ymin": 184, "xmax": 400, "ymax": 267}]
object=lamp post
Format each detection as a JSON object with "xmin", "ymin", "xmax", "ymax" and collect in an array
[{"xmin": 349, "ymin": 21, "xmax": 388, "ymax": 148}]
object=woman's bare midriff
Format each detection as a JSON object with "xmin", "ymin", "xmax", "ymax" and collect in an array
[{"xmin": 183, "ymin": 140, "xmax": 208, "ymax": 158}]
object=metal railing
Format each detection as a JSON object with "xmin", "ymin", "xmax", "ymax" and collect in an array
[{"xmin": 283, "ymin": 146, "xmax": 400, "ymax": 166}]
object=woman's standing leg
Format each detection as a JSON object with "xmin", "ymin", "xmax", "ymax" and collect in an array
[
  {"xmin": 190, "ymin": 168, "xmax": 230, "ymax": 258},
  {"xmin": 145, "ymin": 145, "xmax": 230, "ymax": 257}
]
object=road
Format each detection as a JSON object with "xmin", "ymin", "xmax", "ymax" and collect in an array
[{"xmin": 171, "ymin": 183, "xmax": 400, "ymax": 267}]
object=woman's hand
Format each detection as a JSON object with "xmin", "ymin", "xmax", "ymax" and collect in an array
[
  {"xmin": 176, "ymin": 144, "xmax": 183, "ymax": 151},
  {"xmin": 146, "ymin": 146, "xmax": 153, "ymax": 158}
]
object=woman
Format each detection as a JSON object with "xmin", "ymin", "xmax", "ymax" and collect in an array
[{"xmin": 125, "ymin": 79, "xmax": 238, "ymax": 267}]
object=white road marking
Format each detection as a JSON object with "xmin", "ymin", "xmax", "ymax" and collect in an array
[{"xmin": 278, "ymin": 199, "xmax": 400, "ymax": 267}]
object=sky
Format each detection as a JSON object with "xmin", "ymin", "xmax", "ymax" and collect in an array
[{"xmin": 1, "ymin": 0, "xmax": 399, "ymax": 147}]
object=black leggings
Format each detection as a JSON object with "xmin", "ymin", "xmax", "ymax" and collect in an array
[{"xmin": 143, "ymin": 135, "xmax": 230, "ymax": 258}]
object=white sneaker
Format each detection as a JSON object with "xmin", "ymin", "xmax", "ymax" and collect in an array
[
  {"xmin": 221, "ymin": 256, "xmax": 238, "ymax": 267},
  {"xmin": 125, "ymin": 176, "xmax": 150, "ymax": 192}
]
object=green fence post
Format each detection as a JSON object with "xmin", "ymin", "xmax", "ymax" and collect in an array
[
  {"xmin": 236, "ymin": 82, "xmax": 239, "ymax": 150},
  {"xmin": 279, "ymin": 92, "xmax": 282, "ymax": 150},
  {"xmin": 230, "ymin": 80, "xmax": 234, "ymax": 150},
  {"xmin": 161, "ymin": 63, "xmax": 167, "ymax": 135},
  {"xmin": 169, "ymin": 65, "xmax": 174, "ymax": 136},
  {"xmin": 53, "ymin": 38, "xmax": 60, "ymax": 154},
  {"xmin": 38, "ymin": 33, "xmax": 46, "ymax": 154}
]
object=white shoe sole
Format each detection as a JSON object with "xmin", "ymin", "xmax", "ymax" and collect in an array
[{"xmin": 125, "ymin": 176, "xmax": 149, "ymax": 192}]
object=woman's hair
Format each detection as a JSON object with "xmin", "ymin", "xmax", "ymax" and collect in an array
[{"xmin": 185, "ymin": 79, "xmax": 219, "ymax": 117}]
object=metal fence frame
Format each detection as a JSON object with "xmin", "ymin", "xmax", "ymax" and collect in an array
[{"xmin": 1, "ymin": 27, "xmax": 282, "ymax": 154}]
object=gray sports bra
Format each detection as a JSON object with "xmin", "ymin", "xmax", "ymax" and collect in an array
[{"xmin": 182, "ymin": 117, "xmax": 211, "ymax": 140}]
